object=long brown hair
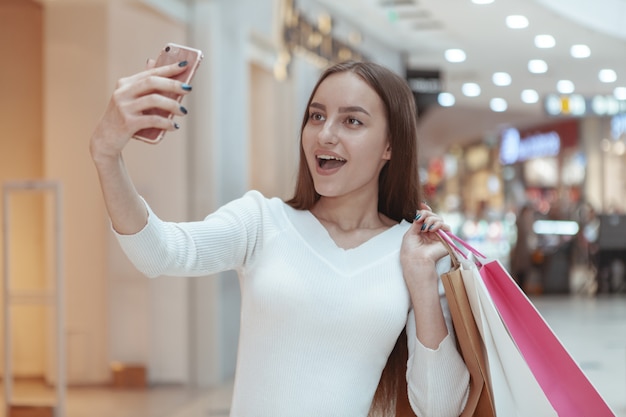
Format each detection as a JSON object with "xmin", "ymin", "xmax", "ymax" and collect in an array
[{"xmin": 286, "ymin": 61, "xmax": 423, "ymax": 415}]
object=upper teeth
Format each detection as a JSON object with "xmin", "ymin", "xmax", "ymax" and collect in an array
[{"xmin": 318, "ymin": 155, "xmax": 346, "ymax": 161}]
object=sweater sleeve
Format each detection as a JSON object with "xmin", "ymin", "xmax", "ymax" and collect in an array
[
  {"xmin": 404, "ymin": 256, "xmax": 470, "ymax": 417},
  {"xmin": 114, "ymin": 191, "xmax": 271, "ymax": 278}
]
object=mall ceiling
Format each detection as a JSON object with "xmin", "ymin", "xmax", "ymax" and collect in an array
[
  {"xmin": 34, "ymin": 0, "xmax": 626, "ymax": 160},
  {"xmin": 315, "ymin": 0, "xmax": 626, "ymax": 159}
]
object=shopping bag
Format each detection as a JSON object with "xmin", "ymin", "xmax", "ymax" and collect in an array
[
  {"xmin": 480, "ymin": 258, "xmax": 615, "ymax": 417},
  {"xmin": 439, "ymin": 248, "xmax": 495, "ymax": 417},
  {"xmin": 439, "ymin": 232, "xmax": 557, "ymax": 416},
  {"xmin": 462, "ymin": 264, "xmax": 558, "ymax": 416},
  {"xmin": 441, "ymin": 231, "xmax": 616, "ymax": 417}
]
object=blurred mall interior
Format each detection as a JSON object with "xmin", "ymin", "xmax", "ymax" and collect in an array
[{"xmin": 0, "ymin": 0, "xmax": 625, "ymax": 415}]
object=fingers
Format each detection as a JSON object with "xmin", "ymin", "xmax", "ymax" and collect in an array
[
  {"xmin": 108, "ymin": 86, "xmax": 187, "ymax": 132},
  {"xmin": 413, "ymin": 207, "xmax": 451, "ymax": 233},
  {"xmin": 120, "ymin": 71, "xmax": 192, "ymax": 102},
  {"xmin": 107, "ymin": 62, "xmax": 192, "ymax": 136},
  {"xmin": 129, "ymin": 93, "xmax": 189, "ymax": 119},
  {"xmin": 127, "ymin": 60, "xmax": 189, "ymax": 85},
  {"xmin": 91, "ymin": 61, "xmax": 194, "ymax": 158}
]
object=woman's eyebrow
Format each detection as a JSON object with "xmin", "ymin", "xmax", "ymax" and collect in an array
[
  {"xmin": 309, "ymin": 102, "xmax": 370, "ymax": 116},
  {"xmin": 338, "ymin": 106, "xmax": 370, "ymax": 116}
]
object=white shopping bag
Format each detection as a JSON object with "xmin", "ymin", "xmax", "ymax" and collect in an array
[{"xmin": 460, "ymin": 262, "xmax": 558, "ymax": 417}]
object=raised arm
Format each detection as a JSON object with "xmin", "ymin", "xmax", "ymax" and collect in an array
[
  {"xmin": 89, "ymin": 61, "xmax": 191, "ymax": 234},
  {"xmin": 400, "ymin": 205, "xmax": 470, "ymax": 416},
  {"xmin": 400, "ymin": 204, "xmax": 451, "ymax": 348}
]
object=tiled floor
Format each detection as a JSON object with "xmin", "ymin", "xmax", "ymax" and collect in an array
[
  {"xmin": 0, "ymin": 382, "xmax": 208, "ymax": 417},
  {"xmin": 1, "ymin": 295, "xmax": 625, "ymax": 416},
  {"xmin": 531, "ymin": 294, "xmax": 626, "ymax": 416}
]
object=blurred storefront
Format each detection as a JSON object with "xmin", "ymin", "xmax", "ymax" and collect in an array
[
  {"xmin": 432, "ymin": 112, "xmax": 626, "ymax": 294},
  {"xmin": 498, "ymin": 119, "xmax": 582, "ymax": 294},
  {"xmin": 582, "ymin": 114, "xmax": 626, "ymax": 293},
  {"xmin": 427, "ymin": 136, "xmax": 512, "ymax": 266}
]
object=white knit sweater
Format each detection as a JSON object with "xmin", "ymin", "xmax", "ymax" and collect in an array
[{"xmin": 115, "ymin": 190, "xmax": 469, "ymax": 417}]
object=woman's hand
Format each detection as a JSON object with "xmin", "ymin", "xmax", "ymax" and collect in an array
[
  {"xmin": 400, "ymin": 202, "xmax": 451, "ymax": 282},
  {"xmin": 90, "ymin": 60, "xmax": 191, "ymax": 162},
  {"xmin": 89, "ymin": 59, "xmax": 193, "ymax": 235},
  {"xmin": 401, "ymin": 202, "xmax": 452, "ymax": 349}
]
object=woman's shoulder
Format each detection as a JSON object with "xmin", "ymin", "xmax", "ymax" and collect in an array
[
  {"xmin": 220, "ymin": 190, "xmax": 291, "ymax": 225},
  {"xmin": 238, "ymin": 189, "xmax": 288, "ymax": 211}
]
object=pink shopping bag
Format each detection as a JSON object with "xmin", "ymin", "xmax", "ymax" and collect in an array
[
  {"xmin": 442, "ymin": 231, "xmax": 616, "ymax": 417},
  {"xmin": 480, "ymin": 259, "xmax": 615, "ymax": 416}
]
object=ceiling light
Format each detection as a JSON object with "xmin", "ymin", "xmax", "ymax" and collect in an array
[
  {"xmin": 544, "ymin": 95, "xmax": 562, "ymax": 116},
  {"xmin": 528, "ymin": 59, "xmax": 548, "ymax": 74},
  {"xmin": 445, "ymin": 49, "xmax": 466, "ymax": 63},
  {"xmin": 592, "ymin": 95, "xmax": 619, "ymax": 115},
  {"xmin": 490, "ymin": 98, "xmax": 508, "ymax": 112},
  {"xmin": 438, "ymin": 92, "xmax": 456, "ymax": 107},
  {"xmin": 614, "ymin": 87, "xmax": 626, "ymax": 100},
  {"xmin": 599, "ymin": 69, "xmax": 617, "ymax": 83},
  {"xmin": 462, "ymin": 83, "xmax": 481, "ymax": 97},
  {"xmin": 492, "ymin": 72, "xmax": 512, "ymax": 86},
  {"xmin": 557, "ymin": 80, "xmax": 575, "ymax": 94},
  {"xmin": 534, "ymin": 34, "xmax": 555, "ymax": 48},
  {"xmin": 569, "ymin": 95, "xmax": 587, "ymax": 116},
  {"xmin": 521, "ymin": 89, "xmax": 539, "ymax": 104},
  {"xmin": 506, "ymin": 15, "xmax": 529, "ymax": 29},
  {"xmin": 471, "ymin": 0, "xmax": 494, "ymax": 4},
  {"xmin": 570, "ymin": 44, "xmax": 591, "ymax": 58}
]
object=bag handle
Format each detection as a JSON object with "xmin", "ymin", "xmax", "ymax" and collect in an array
[
  {"xmin": 442, "ymin": 230, "xmax": 487, "ymax": 259},
  {"xmin": 437, "ymin": 230, "xmax": 487, "ymax": 267},
  {"xmin": 437, "ymin": 230, "xmax": 466, "ymax": 260},
  {"xmin": 437, "ymin": 232, "xmax": 463, "ymax": 270}
]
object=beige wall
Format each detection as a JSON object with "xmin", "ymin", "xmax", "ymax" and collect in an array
[
  {"xmin": 0, "ymin": 0, "xmax": 46, "ymax": 378},
  {"xmin": 106, "ymin": 0, "xmax": 190, "ymax": 384},
  {"xmin": 42, "ymin": 0, "xmax": 190, "ymax": 384},
  {"xmin": 43, "ymin": 0, "xmax": 111, "ymax": 384},
  {"xmin": 249, "ymin": 62, "xmax": 298, "ymax": 200},
  {"xmin": 0, "ymin": 1, "xmax": 42, "ymax": 180},
  {"xmin": 0, "ymin": 0, "xmax": 190, "ymax": 384}
]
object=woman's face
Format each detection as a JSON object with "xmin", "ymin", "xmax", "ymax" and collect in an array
[{"xmin": 302, "ymin": 71, "xmax": 391, "ymax": 200}]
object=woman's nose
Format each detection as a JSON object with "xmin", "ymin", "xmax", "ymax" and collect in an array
[{"xmin": 318, "ymin": 120, "xmax": 339, "ymax": 144}]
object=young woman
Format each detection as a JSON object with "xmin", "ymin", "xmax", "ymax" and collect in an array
[{"xmin": 90, "ymin": 59, "xmax": 469, "ymax": 416}]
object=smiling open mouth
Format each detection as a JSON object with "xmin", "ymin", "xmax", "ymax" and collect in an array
[{"xmin": 317, "ymin": 154, "xmax": 347, "ymax": 170}]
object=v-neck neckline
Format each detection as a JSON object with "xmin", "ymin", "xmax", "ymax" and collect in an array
[
  {"xmin": 282, "ymin": 204, "xmax": 409, "ymax": 274},
  {"xmin": 306, "ymin": 209, "xmax": 400, "ymax": 251}
]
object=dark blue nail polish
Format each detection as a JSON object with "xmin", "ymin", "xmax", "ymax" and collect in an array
[
  {"xmin": 178, "ymin": 60, "xmax": 188, "ymax": 67},
  {"xmin": 421, "ymin": 223, "xmax": 427, "ymax": 231},
  {"xmin": 428, "ymin": 224, "xmax": 434, "ymax": 230},
  {"xmin": 180, "ymin": 106, "xmax": 188, "ymax": 114},
  {"xmin": 174, "ymin": 122, "xmax": 180, "ymax": 129},
  {"xmin": 414, "ymin": 213, "xmax": 422, "ymax": 221},
  {"xmin": 182, "ymin": 83, "xmax": 192, "ymax": 91}
]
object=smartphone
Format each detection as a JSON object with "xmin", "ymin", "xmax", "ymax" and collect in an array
[{"xmin": 132, "ymin": 43, "xmax": 203, "ymax": 144}]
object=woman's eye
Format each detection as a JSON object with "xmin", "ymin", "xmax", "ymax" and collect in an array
[
  {"xmin": 309, "ymin": 112, "xmax": 325, "ymax": 121},
  {"xmin": 347, "ymin": 117, "xmax": 362, "ymax": 126}
]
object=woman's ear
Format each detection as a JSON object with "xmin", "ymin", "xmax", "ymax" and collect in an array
[{"xmin": 382, "ymin": 143, "xmax": 392, "ymax": 160}]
